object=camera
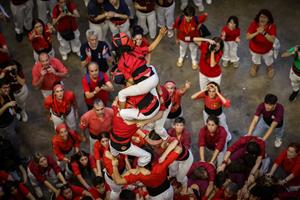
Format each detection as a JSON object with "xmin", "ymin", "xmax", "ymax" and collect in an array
[
  {"xmin": 10, "ymin": 69, "xmax": 17, "ymax": 76},
  {"xmin": 209, "ymin": 44, "xmax": 217, "ymax": 51}
]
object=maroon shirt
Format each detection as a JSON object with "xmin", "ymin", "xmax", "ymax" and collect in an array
[
  {"xmin": 255, "ymin": 103, "xmax": 284, "ymax": 128},
  {"xmin": 134, "ymin": 0, "xmax": 155, "ymax": 13},
  {"xmin": 198, "ymin": 126, "xmax": 227, "ymax": 151},
  {"xmin": 187, "ymin": 161, "xmax": 216, "ymax": 182},
  {"xmin": 168, "ymin": 128, "xmax": 191, "ymax": 149}
]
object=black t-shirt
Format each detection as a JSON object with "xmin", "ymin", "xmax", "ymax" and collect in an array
[
  {"xmin": 80, "ymin": 41, "xmax": 111, "ymax": 73},
  {"xmin": 0, "ymin": 137, "xmax": 21, "ymax": 171},
  {"xmin": 0, "ymin": 92, "xmax": 15, "ymax": 128}
]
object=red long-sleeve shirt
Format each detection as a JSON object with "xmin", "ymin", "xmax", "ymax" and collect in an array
[
  {"xmin": 275, "ymin": 149, "xmax": 300, "ymax": 177},
  {"xmin": 198, "ymin": 126, "xmax": 227, "ymax": 151},
  {"xmin": 168, "ymin": 128, "xmax": 191, "ymax": 149},
  {"xmin": 187, "ymin": 161, "xmax": 216, "ymax": 182},
  {"xmin": 71, "ymin": 155, "xmax": 97, "ymax": 176}
]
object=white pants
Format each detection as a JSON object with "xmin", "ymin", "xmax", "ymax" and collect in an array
[
  {"xmin": 57, "ymin": 29, "xmax": 81, "ymax": 56},
  {"xmin": 108, "ymin": 20, "xmax": 131, "ymax": 37},
  {"xmin": 14, "ymin": 84, "xmax": 28, "ymax": 111},
  {"xmin": 156, "ymin": 2, "xmax": 175, "ymax": 30},
  {"xmin": 110, "ymin": 141, "xmax": 151, "ymax": 167},
  {"xmin": 180, "ymin": 0, "xmax": 203, "ymax": 9},
  {"xmin": 179, "ymin": 41, "xmax": 198, "ymax": 64},
  {"xmin": 199, "ymin": 72, "xmax": 222, "ymax": 90},
  {"xmin": 222, "ymin": 41, "xmax": 239, "ymax": 62},
  {"xmin": 118, "ymin": 65, "xmax": 159, "ymax": 103},
  {"xmin": 89, "ymin": 21, "xmax": 109, "ymax": 42},
  {"xmin": 136, "ymin": 10, "xmax": 157, "ymax": 39},
  {"xmin": 104, "ymin": 172, "xmax": 122, "ymax": 200},
  {"xmin": 169, "ymin": 150, "xmax": 194, "ymax": 187},
  {"xmin": 149, "ymin": 185, "xmax": 174, "ymax": 200},
  {"xmin": 41, "ymin": 90, "xmax": 53, "ymax": 98},
  {"xmin": 33, "ymin": 48, "xmax": 55, "ymax": 62},
  {"xmin": 50, "ymin": 107, "xmax": 77, "ymax": 130},
  {"xmin": 290, "ymin": 68, "xmax": 300, "ymax": 92},
  {"xmin": 10, "ymin": 0, "xmax": 33, "ymax": 33},
  {"xmin": 250, "ymin": 49, "xmax": 274, "ymax": 66},
  {"xmin": 36, "ymin": 0, "xmax": 56, "ymax": 23}
]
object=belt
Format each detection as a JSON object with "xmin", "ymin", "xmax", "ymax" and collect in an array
[{"xmin": 52, "ymin": 109, "xmax": 71, "ymax": 117}]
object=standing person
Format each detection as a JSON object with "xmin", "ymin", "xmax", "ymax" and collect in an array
[
  {"xmin": 0, "ymin": 33, "xmax": 11, "ymax": 66},
  {"xmin": 28, "ymin": 19, "xmax": 55, "ymax": 61},
  {"xmin": 80, "ymin": 99, "xmax": 113, "ymax": 153},
  {"xmin": 52, "ymin": 0, "xmax": 81, "ymax": 61},
  {"xmin": 193, "ymin": 37, "xmax": 224, "ymax": 90},
  {"xmin": 9, "ymin": 0, "xmax": 33, "ymax": 42},
  {"xmin": 80, "ymin": 29, "xmax": 113, "ymax": 73},
  {"xmin": 221, "ymin": 16, "xmax": 241, "ymax": 68},
  {"xmin": 87, "ymin": 0, "xmax": 109, "ymax": 42},
  {"xmin": 103, "ymin": 0, "xmax": 131, "ymax": 36},
  {"xmin": 281, "ymin": 45, "xmax": 300, "ymax": 101},
  {"xmin": 247, "ymin": 93, "xmax": 284, "ymax": 148},
  {"xmin": 246, "ymin": 9, "xmax": 276, "ymax": 78},
  {"xmin": 180, "ymin": 0, "xmax": 205, "ymax": 11},
  {"xmin": 156, "ymin": 0, "xmax": 175, "ymax": 38},
  {"xmin": 134, "ymin": 0, "xmax": 157, "ymax": 39},
  {"xmin": 44, "ymin": 83, "xmax": 78, "ymax": 130},
  {"xmin": 32, "ymin": 53, "xmax": 68, "ymax": 98},
  {"xmin": 36, "ymin": 0, "xmax": 56, "ymax": 23},
  {"xmin": 81, "ymin": 62, "xmax": 114, "ymax": 109},
  {"xmin": 174, "ymin": 6, "xmax": 208, "ymax": 69}
]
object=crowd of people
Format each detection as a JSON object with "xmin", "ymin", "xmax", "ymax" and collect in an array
[{"xmin": 0, "ymin": 0, "xmax": 300, "ymax": 199}]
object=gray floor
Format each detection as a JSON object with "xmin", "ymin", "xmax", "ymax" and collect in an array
[{"xmin": 1, "ymin": 0, "xmax": 300, "ymax": 161}]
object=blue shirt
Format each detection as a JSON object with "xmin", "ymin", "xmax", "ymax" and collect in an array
[{"xmin": 103, "ymin": 0, "xmax": 130, "ymax": 17}]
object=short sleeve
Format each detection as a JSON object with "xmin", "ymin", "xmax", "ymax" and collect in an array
[
  {"xmin": 82, "ymin": 77, "xmax": 90, "ymax": 93},
  {"xmin": 255, "ymin": 103, "xmax": 264, "ymax": 116},
  {"xmin": 198, "ymin": 13, "xmax": 208, "ymax": 24},
  {"xmin": 198, "ymin": 128, "xmax": 206, "ymax": 147}
]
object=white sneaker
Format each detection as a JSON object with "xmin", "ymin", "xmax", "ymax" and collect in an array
[
  {"xmin": 232, "ymin": 61, "xmax": 239, "ymax": 68},
  {"xmin": 192, "ymin": 61, "xmax": 198, "ymax": 70},
  {"xmin": 206, "ymin": 0, "xmax": 212, "ymax": 4},
  {"xmin": 21, "ymin": 110, "xmax": 28, "ymax": 122},
  {"xmin": 198, "ymin": 4, "xmax": 205, "ymax": 11},
  {"xmin": 177, "ymin": 58, "xmax": 184, "ymax": 68},
  {"xmin": 76, "ymin": 51, "xmax": 81, "ymax": 57},
  {"xmin": 167, "ymin": 30, "xmax": 174, "ymax": 38},
  {"xmin": 274, "ymin": 137, "xmax": 282, "ymax": 148},
  {"xmin": 223, "ymin": 60, "xmax": 229, "ymax": 67},
  {"xmin": 62, "ymin": 55, "xmax": 68, "ymax": 61}
]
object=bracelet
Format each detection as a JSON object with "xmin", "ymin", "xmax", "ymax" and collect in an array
[{"xmin": 222, "ymin": 160, "xmax": 228, "ymax": 165}]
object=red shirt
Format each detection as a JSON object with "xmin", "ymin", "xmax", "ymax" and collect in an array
[
  {"xmin": 124, "ymin": 151, "xmax": 179, "ymax": 187},
  {"xmin": 255, "ymin": 103, "xmax": 284, "ymax": 128},
  {"xmin": 212, "ymin": 188, "xmax": 236, "ymax": 200},
  {"xmin": 198, "ymin": 126, "xmax": 227, "ymax": 151},
  {"xmin": 71, "ymin": 155, "xmax": 97, "ymax": 176},
  {"xmin": 247, "ymin": 21, "xmax": 276, "ymax": 54},
  {"xmin": 168, "ymin": 128, "xmax": 191, "ymax": 149},
  {"xmin": 227, "ymin": 136, "xmax": 265, "ymax": 158},
  {"xmin": 198, "ymin": 42, "xmax": 223, "ymax": 77},
  {"xmin": 0, "ymin": 171, "xmax": 9, "ymax": 183},
  {"xmin": 52, "ymin": 130, "xmax": 81, "ymax": 160},
  {"xmin": 52, "ymin": 3, "xmax": 78, "ymax": 32},
  {"xmin": 44, "ymin": 90, "xmax": 75, "ymax": 115},
  {"xmin": 81, "ymin": 72, "xmax": 110, "ymax": 106},
  {"xmin": 134, "ymin": 0, "xmax": 155, "ymax": 13},
  {"xmin": 0, "ymin": 33, "xmax": 10, "ymax": 64},
  {"xmin": 187, "ymin": 161, "xmax": 216, "ymax": 182},
  {"xmin": 194, "ymin": 92, "xmax": 231, "ymax": 110},
  {"xmin": 170, "ymin": 89, "xmax": 183, "ymax": 113},
  {"xmin": 89, "ymin": 185, "xmax": 110, "ymax": 199},
  {"xmin": 174, "ymin": 14, "xmax": 207, "ymax": 42},
  {"xmin": 56, "ymin": 185, "xmax": 85, "ymax": 200},
  {"xmin": 221, "ymin": 26, "xmax": 240, "ymax": 42},
  {"xmin": 9, "ymin": 183, "xmax": 30, "ymax": 200},
  {"xmin": 102, "ymin": 148, "xmax": 126, "ymax": 176},
  {"xmin": 32, "ymin": 58, "xmax": 68, "ymax": 90},
  {"xmin": 93, "ymin": 141, "xmax": 106, "ymax": 161},
  {"xmin": 28, "ymin": 25, "xmax": 52, "ymax": 52},
  {"xmin": 28, "ymin": 155, "xmax": 61, "ymax": 183},
  {"xmin": 275, "ymin": 149, "xmax": 300, "ymax": 177},
  {"xmin": 80, "ymin": 107, "xmax": 113, "ymax": 136}
]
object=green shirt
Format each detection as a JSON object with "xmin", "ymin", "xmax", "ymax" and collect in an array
[{"xmin": 288, "ymin": 47, "xmax": 300, "ymax": 70}]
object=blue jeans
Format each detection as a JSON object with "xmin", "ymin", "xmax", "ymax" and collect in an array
[{"xmin": 253, "ymin": 117, "xmax": 284, "ymax": 139}]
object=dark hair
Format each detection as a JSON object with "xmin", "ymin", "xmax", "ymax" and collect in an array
[
  {"xmin": 148, "ymin": 130, "xmax": 162, "ymax": 141},
  {"xmin": 264, "ymin": 94, "xmax": 278, "ymax": 105},
  {"xmin": 94, "ymin": 132, "xmax": 110, "ymax": 141},
  {"xmin": 33, "ymin": 152, "xmax": 46, "ymax": 164},
  {"xmin": 92, "ymin": 176, "xmax": 105, "ymax": 186},
  {"xmin": 243, "ymin": 152, "xmax": 257, "ymax": 168},
  {"xmin": 246, "ymin": 141, "xmax": 261, "ymax": 156},
  {"xmin": 119, "ymin": 189, "xmax": 136, "ymax": 200},
  {"xmin": 206, "ymin": 115, "xmax": 220, "ymax": 126},
  {"xmin": 254, "ymin": 9, "xmax": 274, "ymax": 24},
  {"xmin": 141, "ymin": 145, "xmax": 155, "ymax": 171},
  {"xmin": 288, "ymin": 143, "xmax": 300, "ymax": 153},
  {"xmin": 81, "ymin": 197, "xmax": 93, "ymax": 200},
  {"xmin": 0, "ymin": 77, "xmax": 10, "ymax": 88},
  {"xmin": 215, "ymin": 172, "xmax": 227, "ymax": 188},
  {"xmin": 183, "ymin": 6, "xmax": 195, "ymax": 17},
  {"xmin": 174, "ymin": 117, "xmax": 185, "ymax": 125},
  {"xmin": 205, "ymin": 37, "xmax": 224, "ymax": 59},
  {"xmin": 227, "ymin": 15, "xmax": 239, "ymax": 28},
  {"xmin": 204, "ymin": 81, "xmax": 221, "ymax": 95},
  {"xmin": 191, "ymin": 166, "xmax": 208, "ymax": 180},
  {"xmin": 250, "ymin": 184, "xmax": 275, "ymax": 200},
  {"xmin": 3, "ymin": 181, "xmax": 19, "ymax": 194},
  {"xmin": 132, "ymin": 25, "xmax": 143, "ymax": 37},
  {"xmin": 70, "ymin": 151, "xmax": 91, "ymax": 173},
  {"xmin": 32, "ymin": 18, "xmax": 46, "ymax": 32}
]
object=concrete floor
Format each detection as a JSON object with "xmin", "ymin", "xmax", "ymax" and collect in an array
[{"xmin": 1, "ymin": 0, "xmax": 300, "ymax": 161}]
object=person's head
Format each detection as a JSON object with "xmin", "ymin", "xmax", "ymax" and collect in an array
[
  {"xmin": 32, "ymin": 18, "xmax": 45, "ymax": 34},
  {"xmin": 132, "ymin": 25, "xmax": 144, "ymax": 46},
  {"xmin": 92, "ymin": 176, "xmax": 106, "ymax": 194},
  {"xmin": 57, "ymin": 0, "xmax": 67, "ymax": 7},
  {"xmin": 206, "ymin": 115, "xmax": 219, "ymax": 133},
  {"xmin": 86, "ymin": 29, "xmax": 99, "ymax": 49},
  {"xmin": 264, "ymin": 94, "xmax": 278, "ymax": 111},
  {"xmin": 224, "ymin": 182, "xmax": 239, "ymax": 198},
  {"xmin": 164, "ymin": 81, "xmax": 176, "ymax": 96},
  {"xmin": 33, "ymin": 153, "xmax": 48, "ymax": 168},
  {"xmin": 287, "ymin": 143, "xmax": 300, "ymax": 159},
  {"xmin": 183, "ymin": 6, "xmax": 195, "ymax": 22},
  {"xmin": 55, "ymin": 123, "xmax": 69, "ymax": 141},
  {"xmin": 255, "ymin": 9, "xmax": 274, "ymax": 25},
  {"xmin": 192, "ymin": 166, "xmax": 208, "ymax": 180},
  {"xmin": 148, "ymin": 130, "xmax": 163, "ymax": 146},
  {"xmin": 0, "ymin": 78, "xmax": 10, "ymax": 96},
  {"xmin": 93, "ymin": 99, "xmax": 105, "ymax": 116},
  {"xmin": 227, "ymin": 15, "xmax": 239, "ymax": 29},
  {"xmin": 87, "ymin": 62, "xmax": 99, "ymax": 79},
  {"xmin": 249, "ymin": 184, "xmax": 275, "ymax": 200},
  {"xmin": 208, "ymin": 37, "xmax": 224, "ymax": 55},
  {"xmin": 173, "ymin": 117, "xmax": 185, "ymax": 133},
  {"xmin": 205, "ymin": 82, "xmax": 221, "ymax": 98},
  {"xmin": 52, "ymin": 83, "xmax": 64, "ymax": 100},
  {"xmin": 60, "ymin": 184, "xmax": 73, "ymax": 200},
  {"xmin": 119, "ymin": 189, "xmax": 136, "ymax": 200},
  {"xmin": 77, "ymin": 151, "xmax": 89, "ymax": 167},
  {"xmin": 215, "ymin": 172, "xmax": 227, "ymax": 188},
  {"xmin": 39, "ymin": 52, "xmax": 50, "ymax": 68},
  {"xmin": 3, "ymin": 181, "xmax": 19, "ymax": 196},
  {"xmin": 246, "ymin": 141, "xmax": 261, "ymax": 157},
  {"xmin": 95, "ymin": 132, "xmax": 110, "ymax": 148}
]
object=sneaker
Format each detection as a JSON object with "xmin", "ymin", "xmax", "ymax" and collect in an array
[
  {"xmin": 232, "ymin": 61, "xmax": 239, "ymax": 68},
  {"xmin": 167, "ymin": 29, "xmax": 174, "ymax": 38},
  {"xmin": 180, "ymin": 3, "xmax": 188, "ymax": 11},
  {"xmin": 206, "ymin": 0, "xmax": 212, "ymax": 4},
  {"xmin": 289, "ymin": 90, "xmax": 299, "ymax": 102},
  {"xmin": 267, "ymin": 66, "xmax": 275, "ymax": 78},
  {"xmin": 223, "ymin": 60, "xmax": 229, "ymax": 67},
  {"xmin": 15, "ymin": 33, "xmax": 23, "ymax": 42},
  {"xmin": 274, "ymin": 137, "xmax": 282, "ymax": 148},
  {"xmin": 192, "ymin": 61, "xmax": 198, "ymax": 70},
  {"xmin": 76, "ymin": 51, "xmax": 81, "ymax": 57},
  {"xmin": 198, "ymin": 4, "xmax": 205, "ymax": 11},
  {"xmin": 249, "ymin": 64, "xmax": 259, "ymax": 77},
  {"xmin": 21, "ymin": 110, "xmax": 28, "ymax": 122},
  {"xmin": 176, "ymin": 58, "xmax": 184, "ymax": 68},
  {"xmin": 62, "ymin": 55, "xmax": 68, "ymax": 61}
]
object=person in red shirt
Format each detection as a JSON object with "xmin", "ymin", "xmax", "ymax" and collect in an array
[
  {"xmin": 28, "ymin": 18, "xmax": 55, "ymax": 61},
  {"xmin": 173, "ymin": 6, "xmax": 208, "ymax": 69},
  {"xmin": 191, "ymin": 82, "xmax": 231, "ymax": 136},
  {"xmin": 0, "ymin": 33, "xmax": 11, "ymax": 66},
  {"xmin": 221, "ymin": 15, "xmax": 241, "ymax": 68},
  {"xmin": 80, "ymin": 99, "xmax": 113, "ymax": 153},
  {"xmin": 112, "ymin": 145, "xmax": 182, "ymax": 199},
  {"xmin": 193, "ymin": 36, "xmax": 224, "ymax": 90},
  {"xmin": 168, "ymin": 117, "xmax": 191, "ymax": 149},
  {"xmin": 198, "ymin": 115, "xmax": 229, "ymax": 166},
  {"xmin": 89, "ymin": 176, "xmax": 110, "ymax": 200},
  {"xmin": 32, "ymin": 53, "xmax": 68, "ymax": 98},
  {"xmin": 2, "ymin": 180, "xmax": 35, "ymax": 200},
  {"xmin": 52, "ymin": 0, "xmax": 81, "ymax": 61},
  {"xmin": 93, "ymin": 132, "xmax": 110, "ymax": 177},
  {"xmin": 44, "ymin": 83, "xmax": 77, "ymax": 130},
  {"xmin": 52, "ymin": 123, "xmax": 81, "ymax": 166},
  {"xmin": 56, "ymin": 184, "xmax": 93, "ymax": 200},
  {"xmin": 82, "ymin": 62, "xmax": 114, "ymax": 109},
  {"xmin": 211, "ymin": 181, "xmax": 239, "ymax": 200},
  {"xmin": 246, "ymin": 9, "xmax": 277, "ymax": 78},
  {"xmin": 267, "ymin": 143, "xmax": 300, "ymax": 187}
]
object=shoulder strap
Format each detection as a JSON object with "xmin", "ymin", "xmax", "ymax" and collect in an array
[
  {"xmin": 194, "ymin": 16, "xmax": 199, "ymax": 25},
  {"xmin": 178, "ymin": 15, "xmax": 184, "ymax": 27}
]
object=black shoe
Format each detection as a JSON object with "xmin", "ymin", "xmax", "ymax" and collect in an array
[
  {"xmin": 289, "ymin": 90, "xmax": 299, "ymax": 102},
  {"xmin": 15, "ymin": 33, "xmax": 23, "ymax": 42}
]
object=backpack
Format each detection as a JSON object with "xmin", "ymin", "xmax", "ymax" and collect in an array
[{"xmin": 177, "ymin": 15, "xmax": 211, "ymax": 38}]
